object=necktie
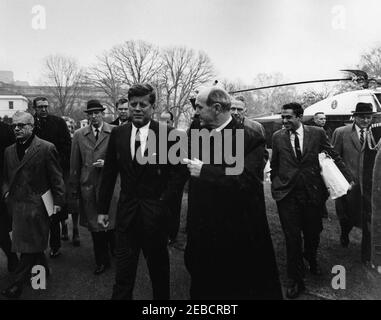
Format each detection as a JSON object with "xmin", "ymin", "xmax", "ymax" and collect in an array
[
  {"xmin": 293, "ymin": 131, "xmax": 302, "ymax": 161},
  {"xmin": 360, "ymin": 129, "xmax": 365, "ymax": 146},
  {"xmin": 134, "ymin": 129, "xmax": 141, "ymax": 160},
  {"xmin": 95, "ymin": 128, "xmax": 99, "ymax": 141}
]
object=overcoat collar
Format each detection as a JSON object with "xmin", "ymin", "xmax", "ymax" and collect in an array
[
  {"xmin": 83, "ymin": 122, "xmax": 113, "ymax": 149},
  {"xmin": 350, "ymin": 124, "xmax": 362, "ymax": 152},
  {"xmin": 9, "ymin": 135, "xmax": 42, "ymax": 190}
]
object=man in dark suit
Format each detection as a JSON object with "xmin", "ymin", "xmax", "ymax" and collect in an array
[
  {"xmin": 1, "ymin": 111, "xmax": 65, "ymax": 299},
  {"xmin": 32, "ymin": 97, "xmax": 71, "ymax": 258},
  {"xmin": 0, "ymin": 121, "xmax": 19, "ymax": 273},
  {"xmin": 97, "ymin": 83, "xmax": 183, "ymax": 300},
  {"xmin": 271, "ymin": 102, "xmax": 353, "ymax": 299},
  {"xmin": 184, "ymin": 86, "xmax": 282, "ymax": 300},
  {"xmin": 110, "ymin": 98, "xmax": 130, "ymax": 126}
]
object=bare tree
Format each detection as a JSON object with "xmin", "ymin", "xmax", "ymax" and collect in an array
[
  {"xmin": 86, "ymin": 52, "xmax": 127, "ymax": 114},
  {"xmin": 112, "ymin": 40, "xmax": 163, "ymax": 86},
  {"xmin": 358, "ymin": 46, "xmax": 381, "ymax": 79},
  {"xmin": 160, "ymin": 47, "xmax": 214, "ymax": 126},
  {"xmin": 42, "ymin": 54, "xmax": 84, "ymax": 116},
  {"xmin": 249, "ymin": 73, "xmax": 299, "ymax": 115}
]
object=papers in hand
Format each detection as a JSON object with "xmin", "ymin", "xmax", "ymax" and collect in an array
[{"xmin": 41, "ymin": 189, "xmax": 54, "ymax": 217}]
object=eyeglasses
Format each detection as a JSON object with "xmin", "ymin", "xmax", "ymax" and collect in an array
[
  {"xmin": 35, "ymin": 105, "xmax": 49, "ymax": 109},
  {"xmin": 11, "ymin": 123, "xmax": 32, "ymax": 129}
]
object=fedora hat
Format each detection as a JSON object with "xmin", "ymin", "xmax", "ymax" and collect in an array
[
  {"xmin": 352, "ymin": 102, "xmax": 375, "ymax": 115},
  {"xmin": 84, "ymin": 100, "xmax": 105, "ymax": 113}
]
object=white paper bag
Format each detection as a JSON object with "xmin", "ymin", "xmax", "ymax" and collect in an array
[{"xmin": 318, "ymin": 152, "xmax": 350, "ymax": 200}]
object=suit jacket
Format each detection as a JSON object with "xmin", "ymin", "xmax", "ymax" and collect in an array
[
  {"xmin": 2, "ymin": 136, "xmax": 65, "ymax": 253},
  {"xmin": 34, "ymin": 114, "xmax": 71, "ymax": 174},
  {"xmin": 271, "ymin": 125, "xmax": 352, "ymax": 205},
  {"xmin": 70, "ymin": 122, "xmax": 117, "ymax": 232},
  {"xmin": 97, "ymin": 120, "xmax": 184, "ymax": 235}
]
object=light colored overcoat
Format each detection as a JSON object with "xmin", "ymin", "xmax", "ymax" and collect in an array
[{"xmin": 70, "ymin": 123, "xmax": 117, "ymax": 232}]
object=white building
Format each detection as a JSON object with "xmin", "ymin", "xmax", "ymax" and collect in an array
[{"xmin": 0, "ymin": 95, "xmax": 28, "ymax": 118}]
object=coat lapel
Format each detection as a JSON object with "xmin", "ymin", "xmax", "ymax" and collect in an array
[
  {"xmin": 350, "ymin": 125, "xmax": 361, "ymax": 152},
  {"xmin": 9, "ymin": 136, "xmax": 41, "ymax": 190},
  {"xmin": 302, "ymin": 125, "xmax": 311, "ymax": 160},
  {"xmin": 84, "ymin": 125, "xmax": 96, "ymax": 146},
  {"xmin": 94, "ymin": 123, "xmax": 112, "ymax": 149},
  {"xmin": 283, "ymin": 129, "xmax": 298, "ymax": 162}
]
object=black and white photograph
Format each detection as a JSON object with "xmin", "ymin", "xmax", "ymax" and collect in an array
[{"xmin": 1, "ymin": 0, "xmax": 381, "ymax": 303}]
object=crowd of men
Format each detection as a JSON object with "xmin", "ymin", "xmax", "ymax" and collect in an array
[{"xmin": 0, "ymin": 83, "xmax": 380, "ymax": 300}]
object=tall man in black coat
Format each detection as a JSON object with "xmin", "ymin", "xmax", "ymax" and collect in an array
[
  {"xmin": 97, "ymin": 84, "xmax": 183, "ymax": 300},
  {"xmin": 184, "ymin": 86, "xmax": 282, "ymax": 300},
  {"xmin": 32, "ymin": 97, "xmax": 71, "ymax": 258},
  {"xmin": 271, "ymin": 102, "xmax": 353, "ymax": 299},
  {"xmin": 0, "ymin": 121, "xmax": 19, "ymax": 272}
]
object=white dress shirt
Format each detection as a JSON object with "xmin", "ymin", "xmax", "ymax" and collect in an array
[
  {"xmin": 215, "ymin": 115, "xmax": 233, "ymax": 132},
  {"xmin": 92, "ymin": 123, "xmax": 103, "ymax": 138},
  {"xmin": 131, "ymin": 122, "xmax": 150, "ymax": 158},
  {"xmin": 354, "ymin": 124, "xmax": 367, "ymax": 141},
  {"xmin": 289, "ymin": 125, "xmax": 304, "ymax": 155}
]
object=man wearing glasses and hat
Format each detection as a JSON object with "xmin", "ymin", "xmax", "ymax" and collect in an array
[
  {"xmin": 332, "ymin": 102, "xmax": 381, "ymax": 268},
  {"xmin": 69, "ymin": 100, "xmax": 117, "ymax": 275}
]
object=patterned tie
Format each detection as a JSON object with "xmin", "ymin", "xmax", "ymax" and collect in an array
[
  {"xmin": 293, "ymin": 131, "xmax": 302, "ymax": 161},
  {"xmin": 360, "ymin": 129, "xmax": 365, "ymax": 146},
  {"xmin": 95, "ymin": 128, "xmax": 99, "ymax": 141}
]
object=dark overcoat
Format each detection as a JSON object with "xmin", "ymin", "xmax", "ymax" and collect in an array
[
  {"xmin": 185, "ymin": 118, "xmax": 283, "ymax": 300},
  {"xmin": 0, "ymin": 122, "xmax": 15, "ymax": 242},
  {"xmin": 2, "ymin": 136, "xmax": 65, "ymax": 253}
]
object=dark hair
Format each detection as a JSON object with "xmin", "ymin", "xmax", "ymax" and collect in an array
[
  {"xmin": 33, "ymin": 96, "xmax": 48, "ymax": 108},
  {"xmin": 282, "ymin": 102, "xmax": 304, "ymax": 117},
  {"xmin": 127, "ymin": 84, "xmax": 156, "ymax": 104},
  {"xmin": 167, "ymin": 111, "xmax": 174, "ymax": 121},
  {"xmin": 314, "ymin": 112, "xmax": 325, "ymax": 116},
  {"xmin": 235, "ymin": 95, "xmax": 246, "ymax": 104},
  {"xmin": 116, "ymin": 98, "xmax": 128, "ymax": 107},
  {"xmin": 206, "ymin": 88, "xmax": 231, "ymax": 111}
]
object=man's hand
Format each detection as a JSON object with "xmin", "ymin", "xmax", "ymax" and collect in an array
[
  {"xmin": 183, "ymin": 158, "xmax": 203, "ymax": 177},
  {"xmin": 98, "ymin": 214, "xmax": 110, "ymax": 228},
  {"xmin": 348, "ymin": 181, "xmax": 355, "ymax": 191},
  {"xmin": 53, "ymin": 205, "xmax": 61, "ymax": 215},
  {"xmin": 93, "ymin": 159, "xmax": 104, "ymax": 168}
]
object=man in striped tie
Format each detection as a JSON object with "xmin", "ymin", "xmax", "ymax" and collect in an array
[{"xmin": 332, "ymin": 103, "xmax": 375, "ymax": 259}]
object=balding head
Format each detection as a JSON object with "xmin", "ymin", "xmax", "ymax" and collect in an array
[{"xmin": 194, "ymin": 87, "xmax": 232, "ymax": 128}]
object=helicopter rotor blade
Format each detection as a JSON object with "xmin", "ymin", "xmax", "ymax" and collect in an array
[{"xmin": 229, "ymin": 78, "xmax": 352, "ymax": 94}]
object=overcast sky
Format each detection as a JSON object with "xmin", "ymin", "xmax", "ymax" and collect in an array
[{"xmin": 1, "ymin": 0, "xmax": 381, "ymax": 87}]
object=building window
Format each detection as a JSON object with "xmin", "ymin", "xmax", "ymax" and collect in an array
[{"xmin": 9, "ymin": 101, "xmax": 14, "ymax": 109}]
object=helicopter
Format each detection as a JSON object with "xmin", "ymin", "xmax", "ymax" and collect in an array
[{"xmin": 229, "ymin": 70, "xmax": 381, "ymax": 147}]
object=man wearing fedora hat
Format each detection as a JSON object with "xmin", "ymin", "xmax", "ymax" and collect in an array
[
  {"xmin": 69, "ymin": 100, "xmax": 117, "ymax": 275},
  {"xmin": 332, "ymin": 102, "xmax": 381, "ymax": 265}
]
